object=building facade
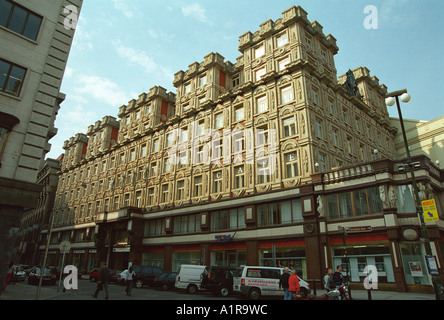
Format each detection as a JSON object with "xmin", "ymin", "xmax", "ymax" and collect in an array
[
  {"xmin": 42, "ymin": 6, "xmax": 443, "ymax": 292},
  {"xmin": 0, "ymin": 0, "xmax": 82, "ymax": 283}
]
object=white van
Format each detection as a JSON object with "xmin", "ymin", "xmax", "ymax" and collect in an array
[
  {"xmin": 233, "ymin": 266, "xmax": 310, "ymax": 300},
  {"xmin": 174, "ymin": 264, "xmax": 206, "ymax": 294}
]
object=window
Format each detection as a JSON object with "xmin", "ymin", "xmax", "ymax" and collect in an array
[
  {"xmin": 163, "ymin": 158, "xmax": 171, "ymax": 173},
  {"xmin": 232, "ymin": 75, "xmax": 240, "ymax": 88},
  {"xmin": 166, "ymin": 132, "xmax": 175, "ymax": 147},
  {"xmin": 256, "ymin": 125, "xmax": 268, "ymax": 146},
  {"xmin": 255, "ymin": 45, "xmax": 265, "ymax": 58},
  {"xmin": 184, "ymin": 82, "xmax": 191, "ymax": 94},
  {"xmin": 0, "ymin": 1, "xmax": 42, "ymax": 41},
  {"xmin": 194, "ymin": 175, "xmax": 202, "ymax": 197},
  {"xmin": 173, "ymin": 214, "xmax": 200, "ymax": 234},
  {"xmin": 318, "ymin": 153, "xmax": 327, "ymax": 171},
  {"xmin": 277, "ymin": 33, "xmax": 288, "ymax": 47},
  {"xmin": 199, "ymin": 74, "xmax": 207, "ymax": 87},
  {"xmin": 256, "ymin": 96, "xmax": 268, "ymax": 113},
  {"xmin": 284, "ymin": 152, "xmax": 299, "ymax": 178},
  {"xmin": 152, "ymin": 138, "xmax": 159, "ymax": 152},
  {"xmin": 197, "ymin": 120, "xmax": 205, "ymax": 136},
  {"xmin": 283, "ymin": 117, "xmax": 296, "ymax": 137},
  {"xmin": 255, "ymin": 67, "xmax": 266, "ymax": 81},
  {"xmin": 180, "ymin": 126, "xmax": 188, "ymax": 143},
  {"xmin": 326, "ymin": 186, "xmax": 384, "ymax": 219},
  {"xmin": 234, "ymin": 105, "xmax": 244, "ymax": 122},
  {"xmin": 328, "ymin": 99, "xmax": 335, "ymax": 114},
  {"xmin": 233, "ymin": 132, "xmax": 245, "ymax": 154},
  {"xmin": 211, "ymin": 208, "xmax": 246, "ymax": 231},
  {"xmin": 176, "ymin": 180, "xmax": 185, "ymax": 200},
  {"xmin": 280, "ymin": 86, "xmax": 294, "ymax": 104},
  {"xmin": 257, "ymin": 203, "xmax": 280, "ymax": 226},
  {"xmin": 315, "ymin": 119, "xmax": 322, "ymax": 138},
  {"xmin": 215, "ymin": 113, "xmax": 224, "ymax": 129},
  {"xmin": 150, "ymin": 162, "xmax": 157, "ymax": 176},
  {"xmin": 257, "ymin": 158, "xmax": 272, "ymax": 184},
  {"xmin": 0, "ymin": 59, "xmax": 26, "ymax": 97},
  {"xmin": 129, "ymin": 148, "xmax": 136, "ymax": 161},
  {"xmin": 213, "ymin": 171, "xmax": 223, "ymax": 193},
  {"xmin": 161, "ymin": 184, "xmax": 169, "ymax": 203},
  {"xmin": 234, "ymin": 165, "xmax": 245, "ymax": 189},
  {"xmin": 140, "ymin": 144, "xmax": 147, "ymax": 157},
  {"xmin": 147, "ymin": 187, "xmax": 155, "ymax": 206},
  {"xmin": 332, "ymin": 128, "xmax": 339, "ymax": 146},
  {"xmin": 135, "ymin": 190, "xmax": 142, "ymax": 207},
  {"xmin": 312, "ymin": 89, "xmax": 319, "ymax": 104},
  {"xmin": 278, "ymin": 57, "xmax": 290, "ymax": 72}
]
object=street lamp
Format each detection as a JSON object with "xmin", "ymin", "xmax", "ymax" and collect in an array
[{"xmin": 386, "ymin": 89, "xmax": 443, "ymax": 299}]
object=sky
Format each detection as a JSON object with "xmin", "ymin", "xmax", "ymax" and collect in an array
[{"xmin": 47, "ymin": 0, "xmax": 444, "ymax": 159}]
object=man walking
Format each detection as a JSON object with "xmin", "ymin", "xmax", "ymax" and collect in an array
[
  {"xmin": 92, "ymin": 262, "xmax": 110, "ymax": 299},
  {"xmin": 279, "ymin": 267, "xmax": 292, "ymax": 300}
]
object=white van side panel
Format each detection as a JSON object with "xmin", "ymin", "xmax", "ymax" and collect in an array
[{"xmin": 175, "ymin": 265, "xmax": 206, "ymax": 290}]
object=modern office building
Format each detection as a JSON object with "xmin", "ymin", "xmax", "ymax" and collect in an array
[
  {"xmin": 41, "ymin": 6, "xmax": 443, "ymax": 293},
  {"xmin": 0, "ymin": 0, "xmax": 82, "ymax": 284}
]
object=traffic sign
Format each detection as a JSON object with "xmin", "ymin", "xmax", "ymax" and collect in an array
[
  {"xmin": 421, "ymin": 199, "xmax": 439, "ymax": 223},
  {"xmin": 59, "ymin": 240, "xmax": 71, "ymax": 253}
]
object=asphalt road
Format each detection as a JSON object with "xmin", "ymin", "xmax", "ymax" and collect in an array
[{"xmin": 1, "ymin": 278, "xmax": 250, "ymax": 301}]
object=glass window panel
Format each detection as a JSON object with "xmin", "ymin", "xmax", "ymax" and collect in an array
[
  {"xmin": 0, "ymin": 60, "xmax": 10, "ymax": 90},
  {"xmin": 0, "ymin": 0, "xmax": 12, "ymax": 26},
  {"xmin": 368, "ymin": 186, "xmax": 383, "ymax": 214},
  {"xmin": 280, "ymin": 200, "xmax": 292, "ymax": 224},
  {"xmin": 354, "ymin": 189, "xmax": 369, "ymax": 216},
  {"xmin": 339, "ymin": 192, "xmax": 353, "ymax": 218},
  {"xmin": 8, "ymin": 6, "xmax": 27, "ymax": 34},
  {"xmin": 291, "ymin": 199, "xmax": 303, "ymax": 222},
  {"xmin": 6, "ymin": 65, "xmax": 25, "ymax": 96},
  {"xmin": 326, "ymin": 194, "xmax": 339, "ymax": 219},
  {"xmin": 22, "ymin": 13, "xmax": 41, "ymax": 40}
]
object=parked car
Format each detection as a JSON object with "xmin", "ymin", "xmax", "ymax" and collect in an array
[
  {"xmin": 175, "ymin": 264, "xmax": 206, "ymax": 294},
  {"xmin": 201, "ymin": 266, "xmax": 236, "ymax": 297},
  {"xmin": 13, "ymin": 265, "xmax": 28, "ymax": 282},
  {"xmin": 109, "ymin": 270, "xmax": 122, "ymax": 283},
  {"xmin": 28, "ymin": 266, "xmax": 57, "ymax": 286},
  {"xmin": 118, "ymin": 269, "xmax": 128, "ymax": 285},
  {"xmin": 233, "ymin": 266, "xmax": 310, "ymax": 300},
  {"xmin": 89, "ymin": 268, "xmax": 101, "ymax": 282},
  {"xmin": 133, "ymin": 265, "xmax": 163, "ymax": 288},
  {"xmin": 153, "ymin": 272, "xmax": 177, "ymax": 291}
]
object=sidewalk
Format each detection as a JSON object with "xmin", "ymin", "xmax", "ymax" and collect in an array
[{"xmin": 347, "ymin": 289, "xmax": 435, "ymax": 300}]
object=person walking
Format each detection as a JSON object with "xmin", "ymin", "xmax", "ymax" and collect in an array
[
  {"xmin": 288, "ymin": 269, "xmax": 300, "ymax": 300},
  {"xmin": 92, "ymin": 262, "xmax": 110, "ymax": 299},
  {"xmin": 323, "ymin": 268, "xmax": 335, "ymax": 292},
  {"xmin": 279, "ymin": 267, "xmax": 291, "ymax": 300},
  {"xmin": 125, "ymin": 266, "xmax": 135, "ymax": 296}
]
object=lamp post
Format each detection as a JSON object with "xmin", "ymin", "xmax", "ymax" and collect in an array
[{"xmin": 386, "ymin": 90, "xmax": 443, "ymax": 299}]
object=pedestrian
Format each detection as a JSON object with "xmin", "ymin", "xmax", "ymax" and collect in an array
[
  {"xmin": 333, "ymin": 265, "xmax": 344, "ymax": 287},
  {"xmin": 125, "ymin": 266, "xmax": 135, "ymax": 296},
  {"xmin": 333, "ymin": 265, "xmax": 344, "ymax": 300},
  {"xmin": 323, "ymin": 268, "xmax": 335, "ymax": 292},
  {"xmin": 92, "ymin": 262, "xmax": 110, "ymax": 299},
  {"xmin": 279, "ymin": 267, "xmax": 292, "ymax": 300},
  {"xmin": 288, "ymin": 269, "xmax": 301, "ymax": 300}
]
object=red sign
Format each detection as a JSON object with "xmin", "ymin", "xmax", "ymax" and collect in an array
[{"xmin": 348, "ymin": 226, "xmax": 372, "ymax": 233}]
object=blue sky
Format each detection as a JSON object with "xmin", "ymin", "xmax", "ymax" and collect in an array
[{"xmin": 47, "ymin": 0, "xmax": 444, "ymax": 159}]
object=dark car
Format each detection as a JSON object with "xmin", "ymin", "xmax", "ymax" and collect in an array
[
  {"xmin": 153, "ymin": 272, "xmax": 177, "ymax": 291},
  {"xmin": 28, "ymin": 266, "xmax": 57, "ymax": 286},
  {"xmin": 109, "ymin": 270, "xmax": 122, "ymax": 283},
  {"xmin": 201, "ymin": 266, "xmax": 236, "ymax": 297},
  {"xmin": 133, "ymin": 265, "xmax": 163, "ymax": 288}
]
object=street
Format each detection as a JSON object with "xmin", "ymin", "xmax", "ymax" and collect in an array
[{"xmin": 0, "ymin": 278, "xmax": 252, "ymax": 301}]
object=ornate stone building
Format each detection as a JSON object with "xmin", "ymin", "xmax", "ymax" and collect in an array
[{"xmin": 42, "ymin": 6, "xmax": 443, "ymax": 292}]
